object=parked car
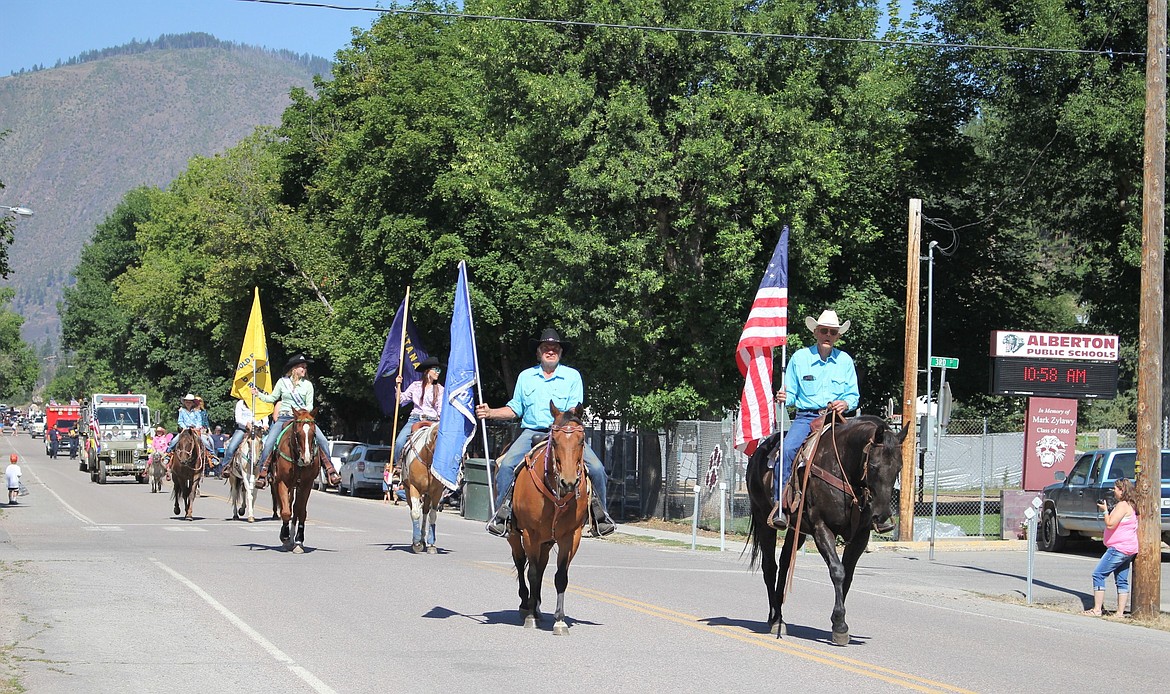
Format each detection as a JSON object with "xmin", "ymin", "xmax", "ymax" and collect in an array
[
  {"xmin": 28, "ymin": 414, "xmax": 46, "ymax": 439},
  {"xmin": 316, "ymin": 439, "xmax": 361, "ymax": 491},
  {"xmin": 338, "ymin": 444, "xmax": 391, "ymax": 497},
  {"xmin": 1038, "ymin": 448, "xmax": 1170, "ymax": 552}
]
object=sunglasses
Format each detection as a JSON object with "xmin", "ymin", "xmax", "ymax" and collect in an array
[{"xmin": 816, "ymin": 327, "xmax": 839, "ymax": 336}]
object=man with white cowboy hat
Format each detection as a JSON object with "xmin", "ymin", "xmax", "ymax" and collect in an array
[
  {"xmin": 476, "ymin": 328, "xmax": 617, "ymax": 537},
  {"xmin": 770, "ymin": 309, "xmax": 860, "ymax": 528},
  {"xmin": 166, "ymin": 393, "xmax": 214, "ymax": 457}
]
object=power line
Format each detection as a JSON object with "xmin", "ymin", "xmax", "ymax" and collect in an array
[{"xmin": 236, "ymin": 0, "xmax": 1145, "ymax": 58}]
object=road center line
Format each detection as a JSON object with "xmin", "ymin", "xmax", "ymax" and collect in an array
[
  {"xmin": 474, "ymin": 560, "xmax": 976, "ymax": 693},
  {"xmin": 150, "ymin": 558, "xmax": 338, "ymax": 694}
]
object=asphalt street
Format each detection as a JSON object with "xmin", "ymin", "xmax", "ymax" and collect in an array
[{"xmin": 1, "ymin": 431, "xmax": 1168, "ymax": 694}]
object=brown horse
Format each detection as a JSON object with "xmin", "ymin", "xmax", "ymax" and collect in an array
[
  {"xmin": 746, "ymin": 415, "xmax": 908, "ymax": 645},
  {"xmin": 508, "ymin": 402, "xmax": 590, "ymax": 635},
  {"xmin": 271, "ymin": 408, "xmax": 320, "ymax": 553},
  {"xmin": 170, "ymin": 428, "xmax": 207, "ymax": 520},
  {"xmin": 400, "ymin": 423, "xmax": 446, "ymax": 554}
]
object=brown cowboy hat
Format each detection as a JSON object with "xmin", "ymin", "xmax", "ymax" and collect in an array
[{"xmin": 529, "ymin": 328, "xmax": 571, "ymax": 357}]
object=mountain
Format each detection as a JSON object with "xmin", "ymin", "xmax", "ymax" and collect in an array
[{"xmin": 0, "ymin": 33, "xmax": 331, "ymax": 347}]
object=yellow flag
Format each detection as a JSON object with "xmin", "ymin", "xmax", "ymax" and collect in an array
[{"xmin": 230, "ymin": 287, "xmax": 274, "ymax": 419}]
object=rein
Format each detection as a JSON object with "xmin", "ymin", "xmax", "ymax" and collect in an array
[
  {"xmin": 524, "ymin": 423, "xmax": 586, "ymax": 516},
  {"xmin": 276, "ymin": 416, "xmax": 318, "ymax": 467}
]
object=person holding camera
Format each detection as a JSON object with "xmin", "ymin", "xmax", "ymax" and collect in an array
[{"xmin": 1085, "ymin": 477, "xmax": 1139, "ymax": 617}]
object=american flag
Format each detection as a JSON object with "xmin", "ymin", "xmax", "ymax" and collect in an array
[{"xmin": 734, "ymin": 227, "xmax": 789, "ymax": 455}]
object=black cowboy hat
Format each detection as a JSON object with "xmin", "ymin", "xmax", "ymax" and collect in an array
[
  {"xmin": 415, "ymin": 356, "xmax": 445, "ymax": 373},
  {"xmin": 529, "ymin": 328, "xmax": 571, "ymax": 357},
  {"xmin": 283, "ymin": 354, "xmax": 314, "ymax": 373}
]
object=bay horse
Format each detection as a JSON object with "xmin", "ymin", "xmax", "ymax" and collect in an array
[
  {"xmin": 746, "ymin": 414, "xmax": 907, "ymax": 645},
  {"xmin": 271, "ymin": 408, "xmax": 320, "ymax": 553},
  {"xmin": 508, "ymin": 402, "xmax": 590, "ymax": 635},
  {"xmin": 400, "ymin": 423, "xmax": 446, "ymax": 554},
  {"xmin": 228, "ymin": 427, "xmax": 263, "ymax": 523},
  {"xmin": 170, "ymin": 428, "xmax": 207, "ymax": 520},
  {"xmin": 147, "ymin": 452, "xmax": 167, "ymax": 493}
]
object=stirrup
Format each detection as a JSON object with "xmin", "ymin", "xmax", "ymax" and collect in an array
[
  {"xmin": 327, "ymin": 471, "xmax": 341, "ymax": 486},
  {"xmin": 485, "ymin": 503, "xmax": 511, "ymax": 537},
  {"xmin": 767, "ymin": 502, "xmax": 788, "ymax": 530},
  {"xmin": 255, "ymin": 474, "xmax": 267, "ymax": 489}
]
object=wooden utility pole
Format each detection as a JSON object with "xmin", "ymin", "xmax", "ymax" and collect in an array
[
  {"xmin": 899, "ymin": 199, "xmax": 922, "ymax": 541},
  {"xmin": 1134, "ymin": 0, "xmax": 1165, "ymax": 619}
]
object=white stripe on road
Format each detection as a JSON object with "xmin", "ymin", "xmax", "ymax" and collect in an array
[{"xmin": 150, "ymin": 558, "xmax": 338, "ymax": 694}]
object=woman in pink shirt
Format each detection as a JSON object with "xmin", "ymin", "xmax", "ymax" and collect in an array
[{"xmin": 1085, "ymin": 477, "xmax": 1139, "ymax": 616}]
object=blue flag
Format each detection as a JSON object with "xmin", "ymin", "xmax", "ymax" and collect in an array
[
  {"xmin": 431, "ymin": 262, "xmax": 479, "ymax": 490},
  {"xmin": 373, "ymin": 297, "xmax": 430, "ymax": 416}
]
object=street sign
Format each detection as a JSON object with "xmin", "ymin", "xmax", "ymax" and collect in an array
[{"xmin": 930, "ymin": 356, "xmax": 959, "ymax": 369}]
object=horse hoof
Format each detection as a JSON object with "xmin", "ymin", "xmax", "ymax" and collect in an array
[
  {"xmin": 411, "ymin": 542, "xmax": 424, "ymax": 554},
  {"xmin": 831, "ymin": 630, "xmax": 849, "ymax": 646},
  {"xmin": 292, "ymin": 544, "xmax": 304, "ymax": 555},
  {"xmin": 769, "ymin": 621, "xmax": 780, "ymax": 636},
  {"xmin": 553, "ymin": 621, "xmax": 569, "ymax": 636},
  {"xmin": 426, "ymin": 545, "xmax": 437, "ymax": 555},
  {"xmin": 523, "ymin": 615, "xmax": 537, "ymax": 629},
  {"xmin": 247, "ymin": 516, "xmax": 255, "ymax": 523}
]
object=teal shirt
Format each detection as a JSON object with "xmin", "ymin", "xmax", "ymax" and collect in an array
[
  {"xmin": 505, "ymin": 364, "xmax": 584, "ymax": 430},
  {"xmin": 784, "ymin": 345, "xmax": 860, "ymax": 411},
  {"xmin": 256, "ymin": 377, "xmax": 315, "ymax": 417}
]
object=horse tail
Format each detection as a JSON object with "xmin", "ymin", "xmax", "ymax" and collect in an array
[{"xmin": 744, "ymin": 431, "xmax": 784, "ymax": 569}]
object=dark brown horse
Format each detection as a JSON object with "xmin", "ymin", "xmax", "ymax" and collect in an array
[
  {"xmin": 508, "ymin": 403, "xmax": 590, "ymax": 635},
  {"xmin": 401, "ymin": 423, "xmax": 446, "ymax": 554},
  {"xmin": 746, "ymin": 415, "xmax": 907, "ymax": 645},
  {"xmin": 271, "ymin": 408, "xmax": 320, "ymax": 553},
  {"xmin": 170, "ymin": 428, "xmax": 207, "ymax": 520}
]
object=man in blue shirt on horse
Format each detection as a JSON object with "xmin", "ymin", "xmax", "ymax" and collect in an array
[
  {"xmin": 475, "ymin": 328, "xmax": 617, "ymax": 538},
  {"xmin": 770, "ymin": 309, "xmax": 860, "ymax": 529}
]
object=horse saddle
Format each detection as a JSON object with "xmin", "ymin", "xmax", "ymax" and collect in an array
[
  {"xmin": 410, "ymin": 420, "xmax": 436, "ymax": 434},
  {"xmin": 779, "ymin": 421, "xmax": 830, "ymax": 515}
]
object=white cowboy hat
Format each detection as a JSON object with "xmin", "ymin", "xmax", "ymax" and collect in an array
[
  {"xmin": 182, "ymin": 393, "xmax": 196, "ymax": 401},
  {"xmin": 805, "ymin": 309, "xmax": 851, "ymax": 335}
]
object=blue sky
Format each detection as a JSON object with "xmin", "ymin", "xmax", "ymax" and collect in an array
[{"xmin": 0, "ymin": 0, "xmax": 381, "ymax": 76}]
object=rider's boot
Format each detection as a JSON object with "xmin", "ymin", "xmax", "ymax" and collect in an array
[
  {"xmin": 589, "ymin": 497, "xmax": 617, "ymax": 537},
  {"xmin": 485, "ymin": 490, "xmax": 514, "ymax": 538},
  {"xmin": 768, "ymin": 502, "xmax": 788, "ymax": 530},
  {"xmin": 255, "ymin": 452, "xmax": 271, "ymax": 489},
  {"xmin": 319, "ymin": 450, "xmax": 341, "ymax": 486}
]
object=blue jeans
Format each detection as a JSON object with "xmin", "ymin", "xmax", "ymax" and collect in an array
[
  {"xmin": 1092, "ymin": 547, "xmax": 1136, "ymax": 592},
  {"xmin": 393, "ymin": 414, "xmax": 423, "ymax": 464},
  {"xmin": 493, "ymin": 428, "xmax": 608, "ymax": 512},
  {"xmin": 776, "ymin": 411, "xmax": 820, "ymax": 503},
  {"xmin": 260, "ymin": 416, "xmax": 332, "ymax": 468}
]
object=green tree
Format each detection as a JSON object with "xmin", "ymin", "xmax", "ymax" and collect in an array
[{"xmin": 0, "ymin": 288, "xmax": 39, "ymax": 399}]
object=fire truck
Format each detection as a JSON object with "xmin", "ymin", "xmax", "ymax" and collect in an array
[
  {"xmin": 79, "ymin": 393, "xmax": 152, "ymax": 484},
  {"xmin": 44, "ymin": 404, "xmax": 82, "ymax": 456}
]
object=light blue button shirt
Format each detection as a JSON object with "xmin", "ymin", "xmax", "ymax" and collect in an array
[
  {"xmin": 506, "ymin": 364, "xmax": 584, "ymax": 430},
  {"xmin": 784, "ymin": 345, "xmax": 860, "ymax": 411}
]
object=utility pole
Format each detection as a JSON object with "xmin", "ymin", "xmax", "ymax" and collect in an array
[
  {"xmin": 899, "ymin": 199, "xmax": 921, "ymax": 541},
  {"xmin": 1134, "ymin": 0, "xmax": 1165, "ymax": 619}
]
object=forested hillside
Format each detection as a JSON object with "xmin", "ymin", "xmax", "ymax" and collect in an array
[
  {"xmin": 53, "ymin": 0, "xmax": 1156, "ymax": 435},
  {"xmin": 0, "ymin": 34, "xmax": 329, "ymax": 344}
]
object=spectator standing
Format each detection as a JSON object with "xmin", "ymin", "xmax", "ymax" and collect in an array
[
  {"xmin": 1085, "ymin": 477, "xmax": 1140, "ymax": 617},
  {"xmin": 6, "ymin": 454, "xmax": 22, "ymax": 504}
]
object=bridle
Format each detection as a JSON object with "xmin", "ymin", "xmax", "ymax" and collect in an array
[
  {"xmin": 526, "ymin": 421, "xmax": 586, "ymax": 513},
  {"xmin": 277, "ymin": 414, "xmax": 318, "ymax": 467}
]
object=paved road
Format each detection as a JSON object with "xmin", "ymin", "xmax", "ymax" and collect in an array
[{"xmin": 1, "ymin": 432, "xmax": 1168, "ymax": 693}]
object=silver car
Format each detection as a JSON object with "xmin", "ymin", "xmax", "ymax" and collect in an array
[
  {"xmin": 316, "ymin": 439, "xmax": 360, "ymax": 490},
  {"xmin": 338, "ymin": 444, "xmax": 391, "ymax": 497}
]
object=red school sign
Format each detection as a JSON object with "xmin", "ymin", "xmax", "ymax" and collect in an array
[{"xmin": 1021, "ymin": 397, "xmax": 1078, "ymax": 491}]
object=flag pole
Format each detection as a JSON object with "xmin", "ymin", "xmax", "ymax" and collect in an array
[
  {"xmin": 460, "ymin": 262, "xmax": 496, "ymax": 513},
  {"xmin": 389, "ymin": 286, "xmax": 411, "ymax": 470}
]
